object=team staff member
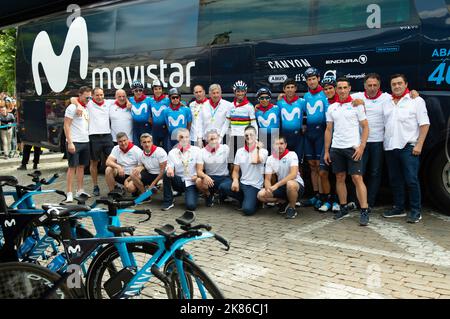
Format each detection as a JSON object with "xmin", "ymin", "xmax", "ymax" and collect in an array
[
  {"xmin": 163, "ymin": 88, "xmax": 192, "ymax": 150},
  {"xmin": 302, "ymin": 68, "xmax": 329, "ymax": 210},
  {"xmin": 224, "ymin": 81, "xmax": 258, "ymax": 155},
  {"xmin": 149, "ymin": 80, "xmax": 170, "ymax": 149},
  {"xmin": 162, "ymin": 128, "xmax": 201, "ymax": 211},
  {"xmin": 196, "ymin": 84, "xmax": 233, "ymax": 146},
  {"xmin": 63, "ymin": 86, "xmax": 92, "ymax": 203},
  {"xmin": 254, "ymin": 88, "xmax": 280, "ymax": 155},
  {"xmin": 277, "ymin": 78, "xmax": 306, "ymax": 166},
  {"xmin": 128, "ymin": 133, "xmax": 167, "ymax": 196},
  {"xmin": 196, "ymin": 129, "xmax": 231, "ymax": 207},
  {"xmin": 382, "ymin": 74, "xmax": 430, "ymax": 223},
  {"xmin": 219, "ymin": 125, "xmax": 268, "ymax": 216},
  {"xmin": 130, "ymin": 80, "xmax": 152, "ymax": 146},
  {"xmin": 257, "ymin": 136, "xmax": 305, "ymax": 219},
  {"xmin": 324, "ymin": 77, "xmax": 370, "ymax": 226},
  {"xmin": 105, "ymin": 132, "xmax": 141, "ymax": 193},
  {"xmin": 189, "ymin": 84, "xmax": 208, "ymax": 147},
  {"xmin": 110, "ymin": 89, "xmax": 133, "ymax": 145}
]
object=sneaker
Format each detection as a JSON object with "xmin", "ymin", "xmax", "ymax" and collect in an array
[
  {"xmin": 17, "ymin": 164, "xmax": 27, "ymax": 171},
  {"xmin": 205, "ymin": 193, "xmax": 214, "ymax": 207},
  {"xmin": 285, "ymin": 207, "xmax": 298, "ymax": 219},
  {"xmin": 265, "ymin": 202, "xmax": 276, "ymax": 207},
  {"xmin": 75, "ymin": 190, "xmax": 91, "ymax": 198},
  {"xmin": 318, "ymin": 202, "xmax": 332, "ymax": 212},
  {"xmin": 93, "ymin": 185, "xmax": 100, "ymax": 197},
  {"xmin": 346, "ymin": 202, "xmax": 357, "ymax": 211},
  {"xmin": 173, "ymin": 190, "xmax": 181, "ymax": 197},
  {"xmin": 332, "ymin": 202, "xmax": 340, "ymax": 212},
  {"xmin": 161, "ymin": 202, "xmax": 174, "ymax": 211},
  {"xmin": 301, "ymin": 195, "xmax": 318, "ymax": 207},
  {"xmin": 278, "ymin": 202, "xmax": 288, "ymax": 214},
  {"xmin": 359, "ymin": 208, "xmax": 370, "ymax": 226},
  {"xmin": 295, "ymin": 201, "xmax": 302, "ymax": 207},
  {"xmin": 333, "ymin": 206, "xmax": 349, "ymax": 220},
  {"xmin": 407, "ymin": 211, "xmax": 422, "ymax": 223},
  {"xmin": 383, "ymin": 208, "xmax": 406, "ymax": 218},
  {"xmin": 314, "ymin": 200, "xmax": 323, "ymax": 210},
  {"xmin": 64, "ymin": 192, "xmax": 74, "ymax": 203}
]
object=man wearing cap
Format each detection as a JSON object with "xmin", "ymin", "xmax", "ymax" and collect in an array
[
  {"xmin": 130, "ymin": 80, "xmax": 152, "ymax": 146},
  {"xmin": 255, "ymin": 88, "xmax": 280, "ymax": 155},
  {"xmin": 149, "ymin": 80, "xmax": 170, "ymax": 149},
  {"xmin": 163, "ymin": 88, "xmax": 192, "ymax": 150}
]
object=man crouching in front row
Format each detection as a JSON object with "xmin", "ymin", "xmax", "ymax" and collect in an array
[{"xmin": 257, "ymin": 136, "xmax": 305, "ymax": 219}]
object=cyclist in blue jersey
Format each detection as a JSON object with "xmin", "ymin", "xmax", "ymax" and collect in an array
[
  {"xmin": 255, "ymin": 88, "xmax": 280, "ymax": 155},
  {"xmin": 130, "ymin": 80, "xmax": 152, "ymax": 146},
  {"xmin": 149, "ymin": 79, "xmax": 170, "ymax": 150},
  {"xmin": 163, "ymin": 88, "xmax": 192, "ymax": 150},
  {"xmin": 302, "ymin": 67, "xmax": 329, "ymax": 210},
  {"xmin": 277, "ymin": 78, "xmax": 306, "ymax": 168}
]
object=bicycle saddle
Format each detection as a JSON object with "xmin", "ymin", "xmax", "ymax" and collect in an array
[{"xmin": 0, "ymin": 176, "xmax": 18, "ymax": 186}]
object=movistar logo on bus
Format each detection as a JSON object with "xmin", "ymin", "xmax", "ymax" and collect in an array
[{"xmin": 32, "ymin": 17, "xmax": 89, "ymax": 96}]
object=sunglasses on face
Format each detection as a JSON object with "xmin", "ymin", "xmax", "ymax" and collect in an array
[
  {"xmin": 134, "ymin": 89, "xmax": 143, "ymax": 92},
  {"xmin": 258, "ymin": 96, "xmax": 270, "ymax": 100},
  {"xmin": 171, "ymin": 96, "xmax": 180, "ymax": 100}
]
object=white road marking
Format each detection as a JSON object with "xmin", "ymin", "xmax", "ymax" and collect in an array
[
  {"xmin": 282, "ymin": 218, "xmax": 336, "ymax": 240},
  {"xmin": 213, "ymin": 262, "xmax": 269, "ymax": 286}
]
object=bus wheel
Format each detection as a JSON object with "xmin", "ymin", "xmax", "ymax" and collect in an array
[{"xmin": 427, "ymin": 147, "xmax": 450, "ymax": 215}]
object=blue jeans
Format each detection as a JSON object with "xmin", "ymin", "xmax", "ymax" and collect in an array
[
  {"xmin": 163, "ymin": 173, "xmax": 198, "ymax": 211},
  {"xmin": 362, "ymin": 142, "xmax": 384, "ymax": 207},
  {"xmin": 385, "ymin": 144, "xmax": 421, "ymax": 212},
  {"xmin": 219, "ymin": 180, "xmax": 259, "ymax": 216},
  {"xmin": 132, "ymin": 121, "xmax": 151, "ymax": 147}
]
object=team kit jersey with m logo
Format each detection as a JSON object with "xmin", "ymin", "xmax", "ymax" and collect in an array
[
  {"xmin": 303, "ymin": 90, "xmax": 329, "ymax": 126},
  {"xmin": 277, "ymin": 96, "xmax": 306, "ymax": 134}
]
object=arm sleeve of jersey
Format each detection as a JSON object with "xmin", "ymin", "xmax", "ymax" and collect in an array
[
  {"xmin": 265, "ymin": 157, "xmax": 273, "ymax": 174},
  {"xmin": 110, "ymin": 147, "xmax": 119, "ymax": 160},
  {"xmin": 290, "ymin": 152, "xmax": 299, "ymax": 167},
  {"xmin": 233, "ymin": 149, "xmax": 240, "ymax": 165},
  {"xmin": 416, "ymin": 97, "xmax": 430, "ymax": 126},
  {"xmin": 64, "ymin": 104, "xmax": 75, "ymax": 119},
  {"xmin": 186, "ymin": 107, "xmax": 192, "ymax": 123},
  {"xmin": 196, "ymin": 112, "xmax": 203, "ymax": 140},
  {"xmin": 357, "ymin": 105, "xmax": 367, "ymax": 121},
  {"xmin": 249, "ymin": 105, "xmax": 258, "ymax": 133},
  {"xmin": 260, "ymin": 149, "xmax": 269, "ymax": 164},
  {"xmin": 220, "ymin": 113, "xmax": 230, "ymax": 138},
  {"xmin": 325, "ymin": 108, "xmax": 333, "ymax": 122},
  {"xmin": 196, "ymin": 150, "xmax": 204, "ymax": 165},
  {"xmin": 158, "ymin": 149, "xmax": 168, "ymax": 163},
  {"xmin": 167, "ymin": 151, "xmax": 175, "ymax": 169},
  {"xmin": 163, "ymin": 109, "xmax": 168, "ymax": 127}
]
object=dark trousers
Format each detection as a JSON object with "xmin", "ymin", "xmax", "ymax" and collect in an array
[
  {"xmin": 132, "ymin": 121, "xmax": 151, "ymax": 147},
  {"xmin": 163, "ymin": 173, "xmax": 198, "ymax": 211},
  {"xmin": 362, "ymin": 142, "xmax": 384, "ymax": 207},
  {"xmin": 22, "ymin": 144, "xmax": 41, "ymax": 166},
  {"xmin": 385, "ymin": 144, "xmax": 421, "ymax": 212},
  {"xmin": 219, "ymin": 180, "xmax": 259, "ymax": 216},
  {"xmin": 152, "ymin": 125, "xmax": 169, "ymax": 151}
]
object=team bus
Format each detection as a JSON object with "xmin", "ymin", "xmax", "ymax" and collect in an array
[{"xmin": 2, "ymin": 0, "xmax": 449, "ymax": 212}]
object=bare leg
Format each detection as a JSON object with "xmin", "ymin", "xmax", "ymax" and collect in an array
[
  {"xmin": 352, "ymin": 175, "xmax": 368, "ymax": 209},
  {"xmin": 90, "ymin": 160, "xmax": 99, "ymax": 186},
  {"xmin": 286, "ymin": 180, "xmax": 300, "ymax": 208},
  {"xmin": 130, "ymin": 174, "xmax": 145, "ymax": 194},
  {"xmin": 335, "ymin": 172, "xmax": 347, "ymax": 205},
  {"xmin": 105, "ymin": 167, "xmax": 117, "ymax": 191},
  {"xmin": 76, "ymin": 166, "xmax": 84, "ymax": 192},
  {"xmin": 66, "ymin": 167, "xmax": 75, "ymax": 193}
]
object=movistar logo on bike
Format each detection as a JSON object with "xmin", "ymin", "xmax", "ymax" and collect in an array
[
  {"xmin": 32, "ymin": 17, "xmax": 89, "ymax": 96},
  {"xmin": 31, "ymin": 17, "xmax": 196, "ymax": 96}
]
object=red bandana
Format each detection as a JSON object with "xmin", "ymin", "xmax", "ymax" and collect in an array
[
  {"xmin": 309, "ymin": 85, "xmax": 323, "ymax": 95},
  {"xmin": 283, "ymin": 95, "xmax": 299, "ymax": 105},
  {"xmin": 205, "ymin": 144, "xmax": 220, "ymax": 153},
  {"xmin": 328, "ymin": 95, "xmax": 339, "ymax": 104},
  {"xmin": 134, "ymin": 94, "xmax": 147, "ymax": 103},
  {"xmin": 233, "ymin": 97, "xmax": 249, "ymax": 107},
  {"xmin": 364, "ymin": 89, "xmax": 382, "ymax": 100},
  {"xmin": 143, "ymin": 145, "xmax": 157, "ymax": 157},
  {"xmin": 338, "ymin": 95, "xmax": 353, "ymax": 104},
  {"xmin": 115, "ymin": 100, "xmax": 127, "ymax": 109},
  {"xmin": 170, "ymin": 103, "xmax": 181, "ymax": 111},
  {"xmin": 196, "ymin": 97, "xmax": 208, "ymax": 104},
  {"xmin": 273, "ymin": 148, "xmax": 289, "ymax": 160},
  {"xmin": 256, "ymin": 103, "xmax": 274, "ymax": 112},
  {"xmin": 177, "ymin": 144, "xmax": 191, "ymax": 152},
  {"xmin": 92, "ymin": 99, "xmax": 105, "ymax": 107},
  {"xmin": 154, "ymin": 94, "xmax": 166, "ymax": 103},
  {"xmin": 244, "ymin": 143, "xmax": 257, "ymax": 153},
  {"xmin": 120, "ymin": 142, "xmax": 134, "ymax": 154},
  {"xmin": 209, "ymin": 98, "xmax": 221, "ymax": 109},
  {"xmin": 392, "ymin": 88, "xmax": 410, "ymax": 100},
  {"xmin": 77, "ymin": 98, "xmax": 87, "ymax": 108}
]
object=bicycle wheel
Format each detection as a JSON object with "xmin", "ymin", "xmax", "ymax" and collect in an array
[
  {"xmin": 164, "ymin": 257, "xmax": 224, "ymax": 299},
  {"xmin": 85, "ymin": 242, "xmax": 170, "ymax": 299},
  {"xmin": 0, "ymin": 262, "xmax": 75, "ymax": 299}
]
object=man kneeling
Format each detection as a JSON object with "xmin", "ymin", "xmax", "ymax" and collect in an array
[
  {"xmin": 257, "ymin": 136, "xmax": 305, "ymax": 219},
  {"xmin": 105, "ymin": 132, "xmax": 141, "ymax": 193}
]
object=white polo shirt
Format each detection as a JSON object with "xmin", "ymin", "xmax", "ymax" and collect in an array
[
  {"xmin": 64, "ymin": 104, "xmax": 89, "ymax": 143},
  {"xmin": 87, "ymin": 99, "xmax": 112, "ymax": 135},
  {"xmin": 109, "ymin": 144, "xmax": 142, "ymax": 175},
  {"xmin": 197, "ymin": 98, "xmax": 233, "ymax": 140},
  {"xmin": 326, "ymin": 101, "xmax": 367, "ymax": 149},
  {"xmin": 234, "ymin": 147, "xmax": 268, "ymax": 189},
  {"xmin": 265, "ymin": 151, "xmax": 304, "ymax": 186},
  {"xmin": 189, "ymin": 99, "xmax": 208, "ymax": 142},
  {"xmin": 109, "ymin": 101, "xmax": 133, "ymax": 142},
  {"xmin": 383, "ymin": 95, "xmax": 430, "ymax": 151},
  {"xmin": 139, "ymin": 146, "xmax": 167, "ymax": 174},
  {"xmin": 351, "ymin": 92, "xmax": 390, "ymax": 143},
  {"xmin": 197, "ymin": 144, "xmax": 230, "ymax": 176},
  {"xmin": 167, "ymin": 146, "xmax": 201, "ymax": 187}
]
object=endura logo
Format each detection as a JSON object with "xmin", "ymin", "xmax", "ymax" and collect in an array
[{"xmin": 32, "ymin": 17, "xmax": 89, "ymax": 95}]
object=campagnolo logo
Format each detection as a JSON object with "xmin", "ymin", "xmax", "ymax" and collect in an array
[
  {"xmin": 325, "ymin": 54, "xmax": 368, "ymax": 65},
  {"xmin": 32, "ymin": 17, "xmax": 89, "ymax": 96}
]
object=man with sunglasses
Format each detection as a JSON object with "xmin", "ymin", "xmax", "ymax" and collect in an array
[
  {"xmin": 189, "ymin": 84, "xmax": 208, "ymax": 147},
  {"xmin": 163, "ymin": 88, "xmax": 192, "ymax": 150},
  {"xmin": 149, "ymin": 79, "xmax": 170, "ymax": 150},
  {"xmin": 130, "ymin": 80, "xmax": 152, "ymax": 146},
  {"xmin": 255, "ymin": 88, "xmax": 280, "ymax": 155}
]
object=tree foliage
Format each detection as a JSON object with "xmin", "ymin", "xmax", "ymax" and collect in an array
[{"xmin": 0, "ymin": 28, "xmax": 16, "ymax": 95}]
